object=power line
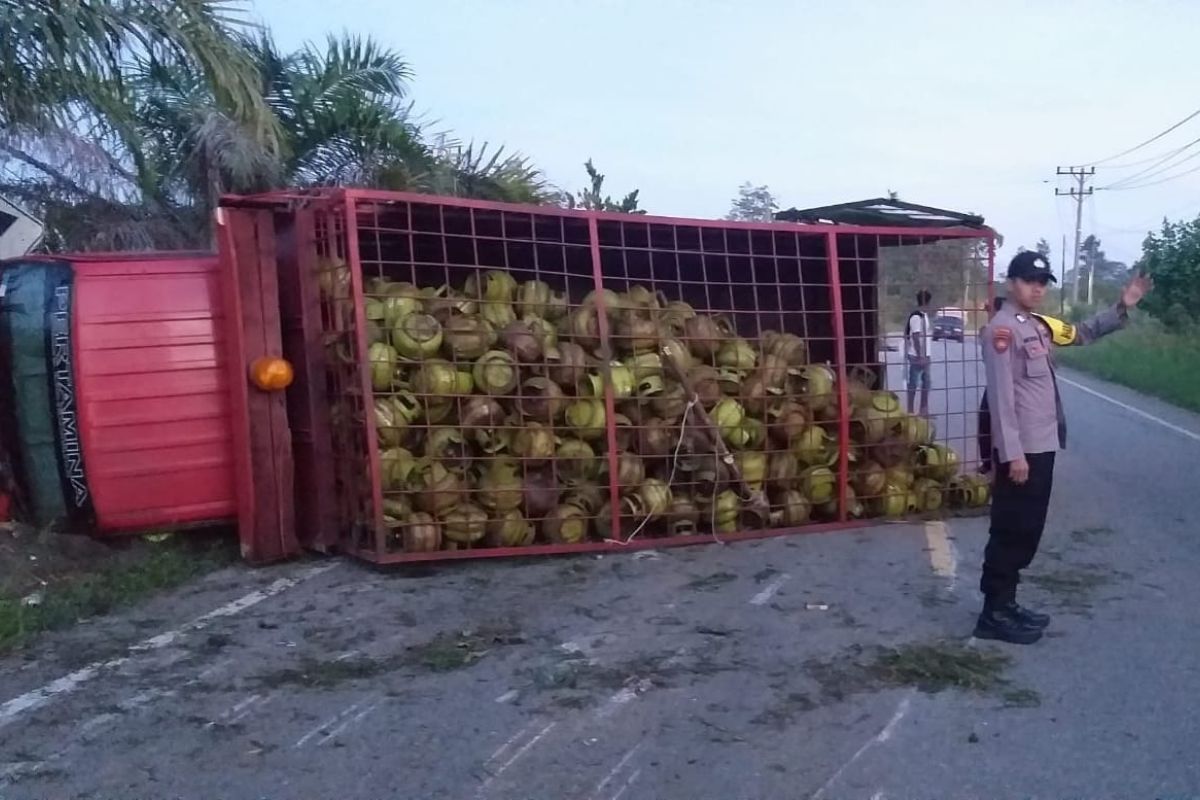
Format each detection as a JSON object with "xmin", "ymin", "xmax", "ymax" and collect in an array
[
  {"xmin": 1104, "ymin": 147, "xmax": 1200, "ymax": 170},
  {"xmin": 1112, "ymin": 146, "xmax": 1200, "ymax": 187},
  {"xmin": 1077, "ymin": 106, "xmax": 1200, "ymax": 167},
  {"xmin": 1099, "ymin": 133, "xmax": 1200, "ymax": 189},
  {"xmin": 1102, "ymin": 160, "xmax": 1200, "ymax": 191}
]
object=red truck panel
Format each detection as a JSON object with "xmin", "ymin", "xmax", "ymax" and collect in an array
[{"xmin": 72, "ymin": 256, "xmax": 237, "ymax": 532}]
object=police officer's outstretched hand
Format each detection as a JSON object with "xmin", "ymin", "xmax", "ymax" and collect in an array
[
  {"xmin": 1120, "ymin": 273, "xmax": 1153, "ymax": 308},
  {"xmin": 1008, "ymin": 457, "xmax": 1030, "ymax": 485}
]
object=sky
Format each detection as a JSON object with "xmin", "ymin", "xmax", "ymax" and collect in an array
[{"xmin": 251, "ymin": 0, "xmax": 1200, "ymax": 273}]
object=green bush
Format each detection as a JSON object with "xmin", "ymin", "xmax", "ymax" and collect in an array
[
  {"xmin": 1139, "ymin": 216, "xmax": 1200, "ymax": 331},
  {"xmin": 1057, "ymin": 317, "xmax": 1200, "ymax": 412}
]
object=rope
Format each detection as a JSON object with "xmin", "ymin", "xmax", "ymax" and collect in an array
[{"xmin": 605, "ymin": 395, "xmax": 698, "ymax": 546}]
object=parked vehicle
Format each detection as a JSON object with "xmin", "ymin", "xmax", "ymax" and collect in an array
[{"xmin": 932, "ymin": 314, "xmax": 965, "ymax": 342}]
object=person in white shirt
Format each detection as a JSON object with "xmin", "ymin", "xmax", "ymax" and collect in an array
[{"xmin": 905, "ymin": 290, "xmax": 933, "ymax": 415}]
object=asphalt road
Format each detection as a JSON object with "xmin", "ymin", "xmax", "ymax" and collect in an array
[{"xmin": 2, "ymin": 340, "xmax": 1198, "ymax": 799}]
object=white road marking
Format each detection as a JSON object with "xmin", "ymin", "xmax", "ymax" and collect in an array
[
  {"xmin": 871, "ymin": 791, "xmax": 886, "ymax": 800},
  {"xmin": 610, "ymin": 768, "xmax": 642, "ymax": 800},
  {"xmin": 229, "ymin": 695, "xmax": 271, "ymax": 725},
  {"xmin": 875, "ymin": 698, "xmax": 910, "ymax": 743},
  {"xmin": 923, "ymin": 520, "xmax": 958, "ymax": 591},
  {"xmin": 198, "ymin": 656, "xmax": 235, "ymax": 681},
  {"xmin": 0, "ymin": 563, "xmax": 333, "ymax": 734},
  {"xmin": 494, "ymin": 690, "xmax": 519, "ymax": 704},
  {"xmin": 0, "ymin": 563, "xmax": 337, "ymax": 731},
  {"xmin": 79, "ymin": 688, "xmax": 174, "ymax": 737},
  {"xmin": 5, "ymin": 684, "xmax": 190, "ymax": 785},
  {"xmin": 77, "ymin": 712, "xmax": 121, "ymax": 738},
  {"xmin": 0, "ymin": 665, "xmax": 126, "ymax": 732},
  {"xmin": 480, "ymin": 668, "xmax": 656, "ymax": 795},
  {"xmin": 480, "ymin": 722, "xmax": 557, "ymax": 788},
  {"xmin": 317, "ymin": 701, "xmax": 380, "ymax": 746},
  {"xmin": 207, "ymin": 693, "xmax": 265, "ymax": 729},
  {"xmin": 750, "ymin": 573, "xmax": 791, "ymax": 606},
  {"xmin": 1059, "ymin": 375, "xmax": 1200, "ymax": 443},
  {"xmin": 811, "ymin": 693, "xmax": 913, "ymax": 800},
  {"xmin": 294, "ymin": 701, "xmax": 363, "ymax": 749},
  {"xmin": 591, "ymin": 742, "xmax": 644, "ymax": 798},
  {"xmin": 228, "ymin": 693, "xmax": 262, "ymax": 716},
  {"xmin": 487, "ymin": 719, "xmax": 542, "ymax": 765}
]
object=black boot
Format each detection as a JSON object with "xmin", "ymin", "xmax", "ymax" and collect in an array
[
  {"xmin": 974, "ymin": 601, "xmax": 1043, "ymax": 645},
  {"xmin": 1007, "ymin": 601, "xmax": 1049, "ymax": 630}
]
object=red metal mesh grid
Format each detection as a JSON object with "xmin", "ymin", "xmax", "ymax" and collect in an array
[
  {"xmin": 836, "ymin": 232, "xmax": 994, "ymax": 518},
  {"xmin": 352, "ymin": 199, "xmax": 606, "ymax": 556},
  {"xmin": 303, "ymin": 190, "xmax": 995, "ymax": 562},
  {"xmin": 311, "ymin": 203, "xmax": 380, "ymax": 553},
  {"xmin": 593, "ymin": 218, "xmax": 838, "ymax": 539}
]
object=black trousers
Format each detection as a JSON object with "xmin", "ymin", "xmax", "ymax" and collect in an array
[{"xmin": 980, "ymin": 451, "xmax": 1056, "ymax": 604}]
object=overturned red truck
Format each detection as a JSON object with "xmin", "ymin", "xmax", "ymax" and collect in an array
[{"xmin": 0, "ymin": 193, "xmax": 995, "ymax": 563}]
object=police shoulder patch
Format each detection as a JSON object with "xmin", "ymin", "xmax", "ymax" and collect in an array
[{"xmin": 992, "ymin": 326, "xmax": 1012, "ymax": 353}]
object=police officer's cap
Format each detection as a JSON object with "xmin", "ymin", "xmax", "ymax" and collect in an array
[{"xmin": 1006, "ymin": 251, "xmax": 1057, "ymax": 283}]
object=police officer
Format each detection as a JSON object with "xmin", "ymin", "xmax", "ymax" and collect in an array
[{"xmin": 977, "ymin": 251, "xmax": 1151, "ymax": 644}]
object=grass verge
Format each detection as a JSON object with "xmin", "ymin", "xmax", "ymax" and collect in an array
[
  {"xmin": 255, "ymin": 621, "xmax": 527, "ymax": 689},
  {"xmin": 805, "ymin": 640, "xmax": 1032, "ymax": 704},
  {"xmin": 1026, "ymin": 565, "xmax": 1117, "ymax": 612},
  {"xmin": 0, "ymin": 532, "xmax": 237, "ymax": 654},
  {"xmin": 1056, "ymin": 319, "xmax": 1200, "ymax": 412}
]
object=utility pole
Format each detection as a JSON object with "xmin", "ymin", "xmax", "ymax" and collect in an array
[{"xmin": 1055, "ymin": 166, "xmax": 1095, "ymax": 306}]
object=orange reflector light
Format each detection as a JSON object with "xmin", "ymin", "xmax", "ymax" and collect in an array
[{"xmin": 249, "ymin": 356, "xmax": 294, "ymax": 391}]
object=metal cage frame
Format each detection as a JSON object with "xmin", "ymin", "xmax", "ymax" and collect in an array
[{"xmin": 224, "ymin": 189, "xmax": 996, "ymax": 564}]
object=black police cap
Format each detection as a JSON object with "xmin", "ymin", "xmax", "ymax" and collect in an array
[{"xmin": 1006, "ymin": 251, "xmax": 1057, "ymax": 283}]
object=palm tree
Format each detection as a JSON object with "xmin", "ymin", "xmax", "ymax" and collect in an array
[
  {"xmin": 0, "ymin": 0, "xmax": 275, "ymax": 140},
  {"xmin": 0, "ymin": 0, "xmax": 277, "ymax": 248},
  {"xmin": 129, "ymin": 30, "xmax": 552, "ymax": 208},
  {"xmin": 1, "ymin": 6, "xmax": 552, "ymax": 250},
  {"xmin": 129, "ymin": 33, "xmax": 429, "ymax": 219}
]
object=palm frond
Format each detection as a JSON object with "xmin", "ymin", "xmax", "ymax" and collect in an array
[
  {"xmin": 0, "ymin": 0, "xmax": 279, "ymax": 152},
  {"xmin": 426, "ymin": 141, "xmax": 553, "ymax": 203},
  {"xmin": 300, "ymin": 34, "xmax": 412, "ymax": 100},
  {"xmin": 1, "ymin": 8, "xmax": 554, "ymax": 249}
]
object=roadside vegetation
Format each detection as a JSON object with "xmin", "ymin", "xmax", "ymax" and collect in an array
[
  {"xmin": 0, "ymin": 0, "xmax": 648, "ymax": 252},
  {"xmin": 0, "ymin": 528, "xmax": 237, "ymax": 654},
  {"xmin": 1024, "ymin": 223, "xmax": 1200, "ymax": 413},
  {"xmin": 1057, "ymin": 317, "xmax": 1200, "ymax": 412}
]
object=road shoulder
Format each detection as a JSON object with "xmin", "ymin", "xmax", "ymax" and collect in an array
[{"xmin": 1057, "ymin": 366, "xmax": 1200, "ymax": 440}]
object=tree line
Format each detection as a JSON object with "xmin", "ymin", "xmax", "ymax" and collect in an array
[
  {"xmin": 0, "ymin": 0, "xmax": 647, "ymax": 251},
  {"xmin": 1017, "ymin": 225, "xmax": 1198, "ymax": 330},
  {"xmin": 6, "ymin": 0, "xmax": 1192, "ymax": 331}
]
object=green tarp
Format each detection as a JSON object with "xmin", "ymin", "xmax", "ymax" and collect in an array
[{"xmin": 0, "ymin": 260, "xmax": 82, "ymax": 526}]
